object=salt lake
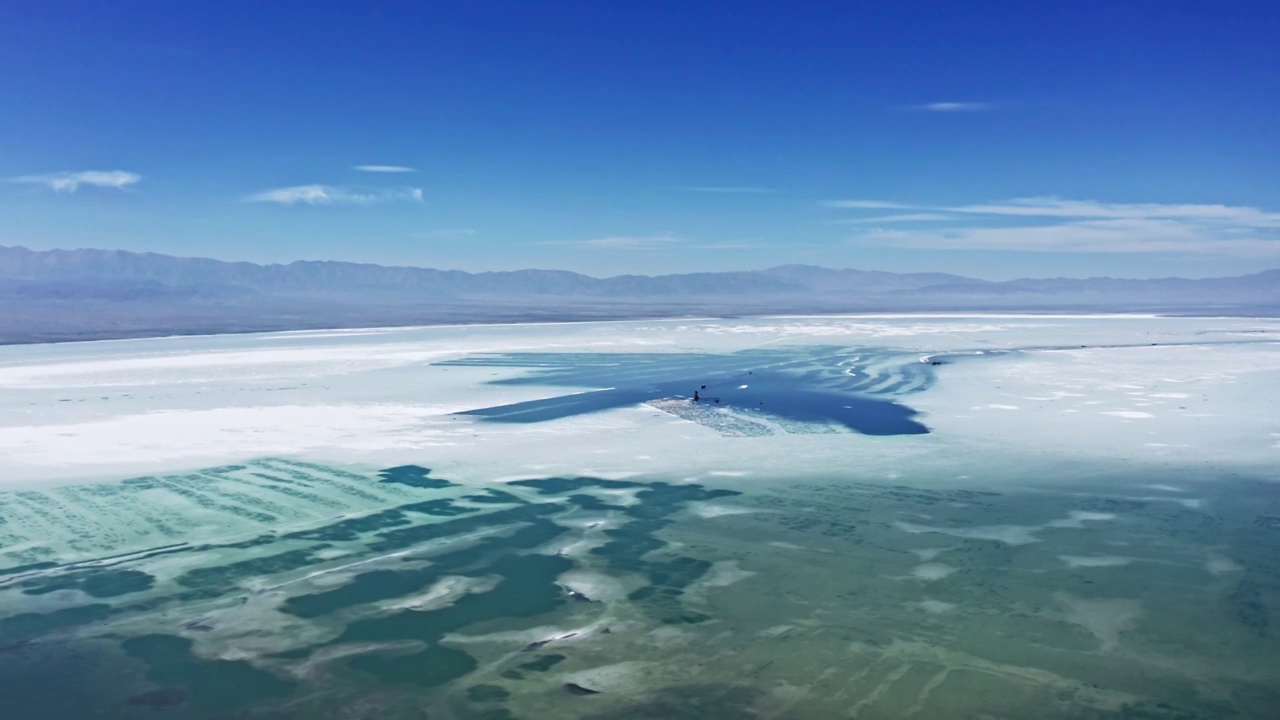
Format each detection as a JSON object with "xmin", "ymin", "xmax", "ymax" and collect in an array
[{"xmin": 0, "ymin": 315, "xmax": 1277, "ymax": 718}]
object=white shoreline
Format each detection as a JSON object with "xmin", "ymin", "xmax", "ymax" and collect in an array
[{"xmin": 6, "ymin": 310, "xmax": 1274, "ymax": 350}]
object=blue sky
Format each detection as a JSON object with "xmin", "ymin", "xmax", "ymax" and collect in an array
[{"xmin": 1, "ymin": 0, "xmax": 1277, "ymax": 279}]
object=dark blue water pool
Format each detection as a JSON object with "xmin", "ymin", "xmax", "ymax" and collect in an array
[{"xmin": 439, "ymin": 346, "xmax": 931, "ymax": 435}]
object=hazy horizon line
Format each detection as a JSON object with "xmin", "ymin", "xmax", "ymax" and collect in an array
[{"xmin": 1, "ymin": 243, "xmax": 1277, "ymax": 284}]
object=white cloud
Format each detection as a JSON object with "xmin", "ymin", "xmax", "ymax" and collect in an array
[
  {"xmin": 828, "ymin": 196, "xmax": 1280, "ymax": 228},
  {"xmin": 249, "ymin": 184, "xmax": 423, "ymax": 205},
  {"xmin": 946, "ymin": 197, "xmax": 1280, "ymax": 226},
  {"xmin": 855, "ymin": 219, "xmax": 1278, "ymax": 256},
  {"xmin": 916, "ymin": 102, "xmax": 993, "ymax": 112},
  {"xmin": 834, "ymin": 213, "xmax": 955, "ymax": 224},
  {"xmin": 580, "ymin": 235, "xmax": 681, "ymax": 250},
  {"xmin": 824, "ymin": 199, "xmax": 916, "ymax": 210},
  {"xmin": 11, "ymin": 170, "xmax": 141, "ymax": 192},
  {"xmin": 354, "ymin": 165, "xmax": 416, "ymax": 173},
  {"xmin": 830, "ymin": 196, "xmax": 1280, "ymax": 256}
]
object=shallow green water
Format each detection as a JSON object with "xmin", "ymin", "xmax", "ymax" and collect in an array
[{"xmin": 0, "ymin": 460, "xmax": 1277, "ymax": 719}]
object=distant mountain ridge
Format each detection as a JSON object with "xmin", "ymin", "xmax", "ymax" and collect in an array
[
  {"xmin": 2, "ymin": 245, "xmax": 1277, "ymax": 344},
  {"xmin": 0, "ymin": 246, "xmax": 975, "ymax": 298}
]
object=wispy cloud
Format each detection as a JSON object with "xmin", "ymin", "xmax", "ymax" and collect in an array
[
  {"xmin": 685, "ymin": 186, "xmax": 775, "ymax": 193},
  {"xmin": 824, "ymin": 199, "xmax": 916, "ymax": 210},
  {"xmin": 855, "ymin": 220, "xmax": 1279, "ymax": 256},
  {"xmin": 249, "ymin": 184, "xmax": 424, "ymax": 205},
  {"xmin": 528, "ymin": 235, "xmax": 682, "ymax": 250},
  {"xmin": 11, "ymin": 170, "xmax": 141, "ymax": 192},
  {"xmin": 914, "ymin": 101, "xmax": 994, "ymax": 112},
  {"xmin": 829, "ymin": 196, "xmax": 1280, "ymax": 256},
  {"xmin": 834, "ymin": 213, "xmax": 955, "ymax": 224},
  {"xmin": 354, "ymin": 165, "xmax": 416, "ymax": 173},
  {"xmin": 945, "ymin": 197, "xmax": 1280, "ymax": 226},
  {"xmin": 580, "ymin": 234, "xmax": 681, "ymax": 250}
]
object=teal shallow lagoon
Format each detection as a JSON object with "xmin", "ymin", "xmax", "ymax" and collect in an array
[{"xmin": 0, "ymin": 459, "xmax": 1277, "ymax": 719}]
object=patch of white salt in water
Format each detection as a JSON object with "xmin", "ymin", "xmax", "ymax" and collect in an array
[
  {"xmin": 556, "ymin": 569, "xmax": 634, "ymax": 602},
  {"xmin": 1205, "ymin": 555, "xmax": 1243, "ymax": 575},
  {"xmin": 1060, "ymin": 556, "xmax": 1134, "ymax": 568},
  {"xmin": 913, "ymin": 599, "xmax": 957, "ymax": 614},
  {"xmin": 1054, "ymin": 593, "xmax": 1143, "ymax": 653},
  {"xmin": 444, "ymin": 621, "xmax": 611, "ymax": 647},
  {"xmin": 757, "ymin": 624, "xmax": 799, "ymax": 638},
  {"xmin": 684, "ymin": 560, "xmax": 757, "ymax": 602},
  {"xmin": 380, "ymin": 575, "xmax": 499, "ymax": 612},
  {"xmin": 701, "ymin": 560, "xmax": 757, "ymax": 587},
  {"xmin": 690, "ymin": 502, "xmax": 756, "ymax": 518},
  {"xmin": 754, "ymin": 681, "xmax": 812, "ymax": 718},
  {"xmin": 564, "ymin": 661, "xmax": 660, "ymax": 693},
  {"xmin": 1046, "ymin": 511, "xmax": 1116, "ymax": 528},
  {"xmin": 644, "ymin": 626, "xmax": 696, "ymax": 647},
  {"xmin": 896, "ymin": 521, "xmax": 1042, "ymax": 545},
  {"xmin": 1102, "ymin": 411, "xmax": 1155, "ymax": 419},
  {"xmin": 910, "ymin": 563, "xmax": 958, "ymax": 581},
  {"xmin": 909, "ymin": 547, "xmax": 954, "ymax": 561},
  {"xmin": 311, "ymin": 548, "xmax": 354, "ymax": 560}
]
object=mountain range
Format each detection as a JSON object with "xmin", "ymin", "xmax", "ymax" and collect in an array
[{"xmin": 2, "ymin": 245, "xmax": 1277, "ymax": 344}]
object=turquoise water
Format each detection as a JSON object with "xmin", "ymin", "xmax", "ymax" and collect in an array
[{"xmin": 0, "ymin": 459, "xmax": 1277, "ymax": 719}]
